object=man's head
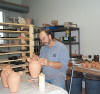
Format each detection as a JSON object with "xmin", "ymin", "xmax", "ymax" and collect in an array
[{"xmin": 39, "ymin": 30, "xmax": 54, "ymax": 46}]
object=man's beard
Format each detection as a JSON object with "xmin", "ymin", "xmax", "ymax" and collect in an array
[{"xmin": 43, "ymin": 39, "xmax": 51, "ymax": 46}]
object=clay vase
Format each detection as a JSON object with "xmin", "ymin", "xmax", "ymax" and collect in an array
[
  {"xmin": 7, "ymin": 71, "xmax": 23, "ymax": 93},
  {"xmin": 1, "ymin": 65, "xmax": 12, "ymax": 88},
  {"xmin": 91, "ymin": 61, "xmax": 95, "ymax": 68},
  {"xmin": 82, "ymin": 63, "xmax": 86, "ymax": 68},
  {"xmin": 1, "ymin": 71, "xmax": 8, "ymax": 88},
  {"xmin": 25, "ymin": 18, "xmax": 32, "ymax": 24},
  {"xmin": 87, "ymin": 63, "xmax": 92, "ymax": 69},
  {"xmin": 84, "ymin": 61, "xmax": 89, "ymax": 68},
  {"xmin": 95, "ymin": 62, "xmax": 100, "ymax": 69},
  {"xmin": 27, "ymin": 56, "xmax": 41, "ymax": 79}
]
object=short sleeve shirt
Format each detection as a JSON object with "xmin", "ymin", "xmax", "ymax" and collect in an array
[{"xmin": 39, "ymin": 40, "xmax": 69, "ymax": 80}]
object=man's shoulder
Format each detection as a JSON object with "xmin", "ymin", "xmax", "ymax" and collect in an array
[
  {"xmin": 40, "ymin": 45, "xmax": 47, "ymax": 51},
  {"xmin": 55, "ymin": 40, "xmax": 66, "ymax": 48}
]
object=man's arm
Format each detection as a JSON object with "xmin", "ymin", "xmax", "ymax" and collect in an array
[
  {"xmin": 48, "ymin": 60, "xmax": 62, "ymax": 69},
  {"xmin": 39, "ymin": 58, "xmax": 62, "ymax": 69}
]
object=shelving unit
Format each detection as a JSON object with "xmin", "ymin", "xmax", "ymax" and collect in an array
[
  {"xmin": 33, "ymin": 26, "xmax": 80, "ymax": 58},
  {"xmin": 0, "ymin": 22, "xmax": 34, "ymax": 72},
  {"xmin": 65, "ymin": 27, "xmax": 80, "ymax": 57},
  {"xmin": 34, "ymin": 28, "xmax": 42, "ymax": 55},
  {"xmin": 51, "ymin": 26, "xmax": 80, "ymax": 58}
]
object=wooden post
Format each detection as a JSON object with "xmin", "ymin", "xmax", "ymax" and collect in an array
[{"xmin": 29, "ymin": 25, "xmax": 34, "ymax": 58}]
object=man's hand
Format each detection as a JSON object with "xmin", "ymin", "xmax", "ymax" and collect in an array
[
  {"xmin": 39, "ymin": 58, "xmax": 49, "ymax": 66},
  {"xmin": 39, "ymin": 58, "xmax": 62, "ymax": 69}
]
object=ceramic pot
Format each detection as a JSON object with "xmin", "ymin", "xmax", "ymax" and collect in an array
[
  {"xmin": 7, "ymin": 71, "xmax": 23, "ymax": 93},
  {"xmin": 27, "ymin": 56, "xmax": 41, "ymax": 79},
  {"xmin": 1, "ymin": 65, "xmax": 12, "ymax": 88},
  {"xmin": 1, "ymin": 71, "xmax": 8, "ymax": 88},
  {"xmin": 25, "ymin": 18, "xmax": 32, "ymax": 24},
  {"xmin": 82, "ymin": 63, "xmax": 86, "ymax": 68},
  {"xmin": 87, "ymin": 63, "xmax": 92, "ymax": 69}
]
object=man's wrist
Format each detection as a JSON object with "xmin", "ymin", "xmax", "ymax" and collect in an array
[{"xmin": 48, "ymin": 61, "xmax": 52, "ymax": 66}]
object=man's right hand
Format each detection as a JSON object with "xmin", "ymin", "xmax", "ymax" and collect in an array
[{"xmin": 39, "ymin": 58, "xmax": 49, "ymax": 66}]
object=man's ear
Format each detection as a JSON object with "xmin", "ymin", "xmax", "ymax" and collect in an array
[{"xmin": 48, "ymin": 34, "xmax": 52, "ymax": 40}]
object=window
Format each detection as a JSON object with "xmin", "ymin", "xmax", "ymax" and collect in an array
[{"xmin": 0, "ymin": 11, "xmax": 3, "ymax": 44}]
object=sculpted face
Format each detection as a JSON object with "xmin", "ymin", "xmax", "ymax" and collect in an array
[{"xmin": 39, "ymin": 31, "xmax": 51, "ymax": 46}]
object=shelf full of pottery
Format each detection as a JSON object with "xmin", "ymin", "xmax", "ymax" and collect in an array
[
  {"xmin": 0, "ymin": 22, "xmax": 34, "ymax": 71},
  {"xmin": 73, "ymin": 60, "xmax": 100, "ymax": 76},
  {"xmin": 0, "ymin": 55, "xmax": 45, "ymax": 93}
]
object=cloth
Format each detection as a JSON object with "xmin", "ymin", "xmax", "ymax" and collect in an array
[
  {"xmin": 39, "ymin": 40, "xmax": 69, "ymax": 88},
  {"xmin": 66, "ymin": 77, "xmax": 82, "ymax": 94},
  {"xmin": 85, "ymin": 78, "xmax": 100, "ymax": 94},
  {"xmin": 46, "ymin": 78, "xmax": 65, "ymax": 89}
]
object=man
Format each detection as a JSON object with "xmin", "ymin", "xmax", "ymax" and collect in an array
[{"xmin": 39, "ymin": 30, "xmax": 69, "ymax": 89}]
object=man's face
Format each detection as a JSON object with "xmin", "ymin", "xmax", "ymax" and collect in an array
[{"xmin": 39, "ymin": 31, "xmax": 51, "ymax": 46}]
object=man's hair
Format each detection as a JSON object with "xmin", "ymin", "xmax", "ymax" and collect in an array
[{"xmin": 41, "ymin": 30, "xmax": 54, "ymax": 39}]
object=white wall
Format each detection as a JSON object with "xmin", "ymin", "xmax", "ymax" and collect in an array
[{"xmin": 23, "ymin": 0, "xmax": 100, "ymax": 56}]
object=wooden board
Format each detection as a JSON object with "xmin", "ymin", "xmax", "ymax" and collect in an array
[
  {"xmin": 0, "ymin": 51, "xmax": 30, "ymax": 55},
  {"xmin": 73, "ymin": 65, "xmax": 100, "ymax": 76},
  {"xmin": 0, "ymin": 30, "xmax": 29, "ymax": 33},
  {"xmin": 0, "ymin": 38, "xmax": 29, "ymax": 40},
  {"xmin": 0, "ymin": 44, "xmax": 29, "ymax": 47},
  {"xmin": 0, "ymin": 22, "xmax": 33, "ymax": 27}
]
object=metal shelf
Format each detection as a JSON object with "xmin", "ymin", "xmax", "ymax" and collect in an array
[
  {"xmin": 48, "ymin": 27, "xmax": 79, "ymax": 32},
  {"xmin": 34, "ymin": 26, "xmax": 80, "ymax": 57},
  {"xmin": 63, "ymin": 42, "xmax": 80, "ymax": 45}
]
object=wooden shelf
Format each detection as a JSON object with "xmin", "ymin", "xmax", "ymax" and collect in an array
[
  {"xmin": 0, "ymin": 51, "xmax": 30, "ymax": 55},
  {"xmin": 11, "ymin": 63, "xmax": 28, "ymax": 68},
  {"xmin": 0, "ymin": 44, "xmax": 29, "ymax": 47},
  {"xmin": 0, "ymin": 63, "xmax": 28, "ymax": 70},
  {"xmin": 0, "ymin": 22, "xmax": 34, "ymax": 72},
  {"xmin": 0, "ymin": 38, "xmax": 29, "ymax": 40},
  {"xmin": 0, "ymin": 22, "xmax": 33, "ymax": 27},
  {"xmin": 0, "ymin": 30, "xmax": 29, "ymax": 34},
  {"xmin": 0, "ymin": 58, "xmax": 23, "ymax": 63}
]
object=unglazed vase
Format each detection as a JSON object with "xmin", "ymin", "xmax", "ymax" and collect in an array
[
  {"xmin": 27, "ymin": 56, "xmax": 41, "ymax": 79},
  {"xmin": 7, "ymin": 71, "xmax": 23, "ymax": 93},
  {"xmin": 1, "ymin": 65, "xmax": 12, "ymax": 88},
  {"xmin": 25, "ymin": 18, "xmax": 32, "ymax": 24}
]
